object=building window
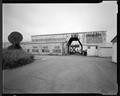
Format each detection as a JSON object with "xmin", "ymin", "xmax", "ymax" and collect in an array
[
  {"xmin": 96, "ymin": 46, "xmax": 98, "ymax": 49},
  {"xmin": 32, "ymin": 39, "xmax": 36, "ymax": 42},
  {"xmin": 42, "ymin": 46, "xmax": 49, "ymax": 53},
  {"xmin": 42, "ymin": 49, "xmax": 49, "ymax": 52},
  {"xmin": 32, "ymin": 49, "xmax": 39, "ymax": 52},
  {"xmin": 42, "ymin": 49, "xmax": 44, "ymax": 52},
  {"xmin": 88, "ymin": 46, "xmax": 90, "ymax": 49},
  {"xmin": 53, "ymin": 45, "xmax": 61, "ymax": 53},
  {"xmin": 32, "ymin": 39, "xmax": 34, "ymax": 41},
  {"xmin": 27, "ymin": 49, "xmax": 29, "ymax": 52},
  {"xmin": 53, "ymin": 49, "xmax": 61, "ymax": 53},
  {"xmin": 54, "ymin": 46, "xmax": 60, "ymax": 48},
  {"xmin": 33, "ymin": 46, "xmax": 37, "ymax": 48},
  {"xmin": 43, "ymin": 46, "xmax": 48, "ymax": 48}
]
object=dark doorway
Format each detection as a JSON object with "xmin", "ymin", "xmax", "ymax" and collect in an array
[
  {"xmin": 67, "ymin": 36, "xmax": 83, "ymax": 55},
  {"xmin": 27, "ymin": 49, "xmax": 29, "ymax": 52}
]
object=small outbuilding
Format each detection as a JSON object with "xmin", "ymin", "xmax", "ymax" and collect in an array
[
  {"xmin": 111, "ymin": 35, "xmax": 117, "ymax": 63},
  {"xmin": 98, "ymin": 43, "xmax": 112, "ymax": 57}
]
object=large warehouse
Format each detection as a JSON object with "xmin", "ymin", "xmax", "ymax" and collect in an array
[
  {"xmin": 21, "ymin": 31, "xmax": 107, "ymax": 56},
  {"xmin": 3, "ymin": 31, "xmax": 108, "ymax": 56}
]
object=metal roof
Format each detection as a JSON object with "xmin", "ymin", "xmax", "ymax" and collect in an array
[{"xmin": 31, "ymin": 31, "xmax": 106, "ymax": 37}]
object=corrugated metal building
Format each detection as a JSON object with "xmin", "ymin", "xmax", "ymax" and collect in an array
[{"xmin": 3, "ymin": 31, "xmax": 107, "ymax": 56}]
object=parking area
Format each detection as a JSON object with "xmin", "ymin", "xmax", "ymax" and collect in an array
[{"xmin": 3, "ymin": 55, "xmax": 117, "ymax": 94}]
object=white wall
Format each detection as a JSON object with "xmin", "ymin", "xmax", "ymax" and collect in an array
[
  {"xmin": 112, "ymin": 42, "xmax": 117, "ymax": 63},
  {"xmin": 98, "ymin": 47, "xmax": 112, "ymax": 57},
  {"xmin": 87, "ymin": 46, "xmax": 98, "ymax": 56},
  {"xmin": 83, "ymin": 46, "xmax": 87, "ymax": 50}
]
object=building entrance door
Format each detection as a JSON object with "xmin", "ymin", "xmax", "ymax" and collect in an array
[
  {"xmin": 69, "ymin": 44, "xmax": 81, "ymax": 55},
  {"xmin": 67, "ymin": 34, "xmax": 83, "ymax": 55}
]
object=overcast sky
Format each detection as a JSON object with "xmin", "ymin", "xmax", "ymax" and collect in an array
[{"xmin": 3, "ymin": 1, "xmax": 117, "ymax": 42}]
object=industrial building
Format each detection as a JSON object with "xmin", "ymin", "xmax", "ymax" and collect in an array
[
  {"xmin": 27, "ymin": 31, "xmax": 106, "ymax": 56},
  {"xmin": 3, "ymin": 31, "xmax": 108, "ymax": 56}
]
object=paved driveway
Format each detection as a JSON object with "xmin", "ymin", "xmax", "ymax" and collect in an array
[{"xmin": 3, "ymin": 55, "xmax": 117, "ymax": 94}]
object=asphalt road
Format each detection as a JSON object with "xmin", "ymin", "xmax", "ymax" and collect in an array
[{"xmin": 3, "ymin": 55, "xmax": 117, "ymax": 94}]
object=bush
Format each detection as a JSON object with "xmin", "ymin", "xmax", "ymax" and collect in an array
[{"xmin": 2, "ymin": 48, "xmax": 34, "ymax": 69}]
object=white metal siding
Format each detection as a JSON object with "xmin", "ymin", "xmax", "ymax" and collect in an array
[
  {"xmin": 98, "ymin": 47, "xmax": 112, "ymax": 57},
  {"xmin": 87, "ymin": 46, "xmax": 97, "ymax": 56},
  {"xmin": 112, "ymin": 42, "xmax": 117, "ymax": 63}
]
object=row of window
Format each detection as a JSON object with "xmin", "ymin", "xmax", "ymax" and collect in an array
[
  {"xmin": 86, "ymin": 33, "xmax": 102, "ymax": 37},
  {"xmin": 42, "ymin": 49, "xmax": 49, "ymax": 52},
  {"xmin": 32, "ymin": 46, "xmax": 60, "ymax": 49},
  {"xmin": 32, "ymin": 49, "xmax": 39, "ymax": 52},
  {"xmin": 86, "ymin": 36, "xmax": 103, "ymax": 43},
  {"xmin": 52, "ymin": 49, "xmax": 61, "ymax": 53},
  {"xmin": 27, "ymin": 46, "xmax": 98, "ymax": 53},
  {"xmin": 32, "ymin": 38, "xmax": 65, "ymax": 42},
  {"xmin": 27, "ymin": 48, "xmax": 61, "ymax": 53}
]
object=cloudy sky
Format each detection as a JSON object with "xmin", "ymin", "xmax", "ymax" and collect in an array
[{"xmin": 3, "ymin": 1, "xmax": 117, "ymax": 42}]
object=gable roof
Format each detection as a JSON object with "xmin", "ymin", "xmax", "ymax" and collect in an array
[{"xmin": 111, "ymin": 35, "xmax": 117, "ymax": 42}]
